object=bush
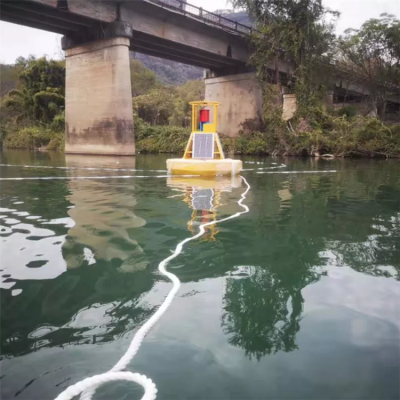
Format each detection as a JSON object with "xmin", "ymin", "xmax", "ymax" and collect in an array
[
  {"xmin": 51, "ymin": 111, "xmax": 65, "ymax": 131},
  {"xmin": 2, "ymin": 126, "xmax": 63, "ymax": 150},
  {"xmin": 135, "ymin": 117, "xmax": 190, "ymax": 153},
  {"xmin": 283, "ymin": 114, "xmax": 400, "ymax": 157},
  {"xmin": 135, "ymin": 111, "xmax": 400, "ymax": 158},
  {"xmin": 47, "ymin": 132, "xmax": 64, "ymax": 151},
  {"xmin": 233, "ymin": 132, "xmax": 271, "ymax": 154},
  {"xmin": 337, "ymin": 106, "xmax": 356, "ymax": 118}
]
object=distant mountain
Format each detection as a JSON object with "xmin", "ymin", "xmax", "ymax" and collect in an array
[
  {"xmin": 131, "ymin": 10, "xmax": 251, "ymax": 85},
  {"xmin": 130, "ymin": 53, "xmax": 203, "ymax": 85}
]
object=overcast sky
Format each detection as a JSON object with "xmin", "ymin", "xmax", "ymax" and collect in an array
[{"xmin": 0, "ymin": 0, "xmax": 399, "ymax": 64}]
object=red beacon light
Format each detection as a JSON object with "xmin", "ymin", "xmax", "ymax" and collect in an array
[{"xmin": 199, "ymin": 109, "xmax": 209, "ymax": 123}]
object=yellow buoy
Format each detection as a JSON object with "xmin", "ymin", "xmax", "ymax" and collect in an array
[{"xmin": 167, "ymin": 101, "xmax": 242, "ymax": 176}]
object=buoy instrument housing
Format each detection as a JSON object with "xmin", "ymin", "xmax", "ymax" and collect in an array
[{"xmin": 167, "ymin": 101, "xmax": 242, "ymax": 176}]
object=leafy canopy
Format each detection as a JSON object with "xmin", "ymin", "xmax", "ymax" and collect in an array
[
  {"xmin": 231, "ymin": 0, "xmax": 338, "ymax": 68},
  {"xmin": 338, "ymin": 14, "xmax": 400, "ymax": 118},
  {"xmin": 230, "ymin": 0, "xmax": 338, "ymax": 113},
  {"xmin": 4, "ymin": 57, "xmax": 65, "ymax": 124}
]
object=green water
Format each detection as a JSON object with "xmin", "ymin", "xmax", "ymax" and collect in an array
[{"xmin": 1, "ymin": 150, "xmax": 399, "ymax": 400}]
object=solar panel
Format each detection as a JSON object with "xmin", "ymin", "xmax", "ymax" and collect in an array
[
  {"xmin": 192, "ymin": 133, "xmax": 214, "ymax": 159},
  {"xmin": 192, "ymin": 188, "xmax": 214, "ymax": 211}
]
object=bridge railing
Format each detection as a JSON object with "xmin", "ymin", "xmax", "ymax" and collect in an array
[{"xmin": 146, "ymin": 0, "xmax": 253, "ymax": 35}]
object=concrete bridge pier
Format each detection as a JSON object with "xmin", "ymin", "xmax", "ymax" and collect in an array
[
  {"xmin": 62, "ymin": 22, "xmax": 135, "ymax": 155},
  {"xmin": 204, "ymin": 72, "xmax": 263, "ymax": 137}
]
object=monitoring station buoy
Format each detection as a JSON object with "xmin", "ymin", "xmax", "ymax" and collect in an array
[{"xmin": 167, "ymin": 101, "xmax": 242, "ymax": 176}]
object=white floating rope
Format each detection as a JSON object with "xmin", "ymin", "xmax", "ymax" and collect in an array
[
  {"xmin": 0, "ymin": 164, "xmax": 166, "ymax": 172},
  {"xmin": 0, "ymin": 175, "xmax": 198, "ymax": 181},
  {"xmin": 54, "ymin": 176, "xmax": 251, "ymax": 400},
  {"xmin": 257, "ymin": 170, "xmax": 337, "ymax": 174}
]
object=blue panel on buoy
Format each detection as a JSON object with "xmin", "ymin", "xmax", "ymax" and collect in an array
[{"xmin": 193, "ymin": 133, "xmax": 214, "ymax": 159}]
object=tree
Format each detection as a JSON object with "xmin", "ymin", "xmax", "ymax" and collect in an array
[
  {"xmin": 133, "ymin": 86, "xmax": 177, "ymax": 125},
  {"xmin": 0, "ymin": 64, "xmax": 19, "ymax": 97},
  {"xmin": 4, "ymin": 57, "xmax": 65, "ymax": 124},
  {"xmin": 130, "ymin": 59, "xmax": 159, "ymax": 97},
  {"xmin": 229, "ymin": 0, "xmax": 338, "ymax": 114},
  {"xmin": 133, "ymin": 79, "xmax": 204, "ymax": 127},
  {"xmin": 169, "ymin": 80, "xmax": 205, "ymax": 127},
  {"xmin": 338, "ymin": 14, "xmax": 400, "ymax": 119}
]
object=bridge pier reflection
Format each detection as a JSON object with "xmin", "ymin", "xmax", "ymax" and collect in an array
[{"xmin": 63, "ymin": 155, "xmax": 147, "ymax": 272}]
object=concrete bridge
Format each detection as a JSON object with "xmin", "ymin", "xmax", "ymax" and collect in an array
[
  {"xmin": 1, "ymin": 0, "xmax": 275, "ymax": 154},
  {"xmin": 2, "ymin": 0, "xmax": 396, "ymax": 154}
]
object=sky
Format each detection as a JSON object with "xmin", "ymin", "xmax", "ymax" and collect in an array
[{"xmin": 0, "ymin": 0, "xmax": 399, "ymax": 64}]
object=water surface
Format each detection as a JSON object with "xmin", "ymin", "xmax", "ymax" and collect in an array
[{"xmin": 1, "ymin": 150, "xmax": 399, "ymax": 400}]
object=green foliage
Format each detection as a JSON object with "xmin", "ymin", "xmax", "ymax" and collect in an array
[
  {"xmin": 232, "ymin": 0, "xmax": 337, "ymax": 115},
  {"xmin": 228, "ymin": 113, "xmax": 400, "ymax": 157},
  {"xmin": 1, "ymin": 56, "xmax": 205, "ymax": 152},
  {"xmin": 0, "ymin": 57, "xmax": 65, "ymax": 150},
  {"xmin": 3, "ymin": 88, "xmax": 34, "ymax": 122},
  {"xmin": 224, "ymin": 1, "xmax": 400, "ymax": 157},
  {"xmin": 20, "ymin": 58, "xmax": 65, "ymax": 95},
  {"xmin": 133, "ymin": 80, "xmax": 204, "ymax": 127},
  {"xmin": 3, "ymin": 57, "xmax": 65, "ymax": 125},
  {"xmin": 337, "ymin": 106, "xmax": 356, "ymax": 118},
  {"xmin": 1, "ymin": 48, "xmax": 398, "ymax": 157},
  {"xmin": 33, "ymin": 88, "xmax": 65, "ymax": 123},
  {"xmin": 130, "ymin": 59, "xmax": 159, "ymax": 96},
  {"xmin": 46, "ymin": 132, "xmax": 65, "ymax": 151},
  {"xmin": 51, "ymin": 111, "xmax": 65, "ymax": 131},
  {"xmin": 0, "ymin": 64, "xmax": 19, "ymax": 97},
  {"xmin": 134, "ymin": 87, "xmax": 177, "ymax": 125},
  {"xmin": 0, "ymin": 126, "xmax": 6, "ymax": 147},
  {"xmin": 231, "ymin": 132, "xmax": 271, "ymax": 154},
  {"xmin": 169, "ymin": 80, "xmax": 205, "ymax": 127},
  {"xmin": 338, "ymin": 14, "xmax": 400, "ymax": 119},
  {"xmin": 2, "ymin": 126, "xmax": 63, "ymax": 150},
  {"xmin": 135, "ymin": 117, "xmax": 190, "ymax": 153}
]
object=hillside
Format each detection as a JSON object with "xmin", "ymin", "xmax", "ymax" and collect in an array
[{"xmin": 130, "ymin": 53, "xmax": 203, "ymax": 85}]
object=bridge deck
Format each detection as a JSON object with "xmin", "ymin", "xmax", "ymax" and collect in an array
[{"xmin": 0, "ymin": 0, "xmax": 250, "ymax": 69}]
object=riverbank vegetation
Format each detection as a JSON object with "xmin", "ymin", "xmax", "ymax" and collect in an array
[
  {"xmin": 0, "ymin": 57, "xmax": 202, "ymax": 152},
  {"xmin": 0, "ymin": 56, "xmax": 65, "ymax": 150},
  {"xmin": 1, "ymin": 3, "xmax": 399, "ymax": 157},
  {"xmin": 228, "ymin": 0, "xmax": 400, "ymax": 157}
]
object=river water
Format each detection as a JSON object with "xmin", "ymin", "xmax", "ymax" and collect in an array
[{"xmin": 0, "ymin": 150, "xmax": 399, "ymax": 400}]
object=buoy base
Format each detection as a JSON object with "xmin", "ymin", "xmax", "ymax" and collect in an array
[{"xmin": 167, "ymin": 158, "xmax": 242, "ymax": 176}]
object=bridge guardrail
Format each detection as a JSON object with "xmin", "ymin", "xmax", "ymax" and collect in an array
[{"xmin": 146, "ymin": 0, "xmax": 253, "ymax": 35}]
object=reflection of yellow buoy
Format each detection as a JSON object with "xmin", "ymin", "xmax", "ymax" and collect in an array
[
  {"xmin": 167, "ymin": 176, "xmax": 241, "ymax": 241},
  {"xmin": 167, "ymin": 101, "xmax": 242, "ymax": 176},
  {"xmin": 167, "ymin": 175, "xmax": 242, "ymax": 191}
]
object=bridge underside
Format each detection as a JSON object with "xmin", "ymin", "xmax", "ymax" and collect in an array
[
  {"xmin": 0, "ymin": 0, "xmax": 248, "ymax": 71},
  {"xmin": 1, "ymin": 0, "xmax": 256, "ymax": 155},
  {"xmin": 0, "ymin": 0, "xmax": 98, "ymax": 36},
  {"xmin": 130, "ymin": 31, "xmax": 244, "ymax": 71}
]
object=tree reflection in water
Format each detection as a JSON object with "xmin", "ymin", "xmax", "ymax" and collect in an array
[
  {"xmin": 222, "ymin": 267, "xmax": 305, "ymax": 360},
  {"xmin": 220, "ymin": 161, "xmax": 399, "ymax": 360}
]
